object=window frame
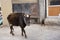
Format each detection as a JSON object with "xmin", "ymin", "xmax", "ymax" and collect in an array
[{"xmin": 47, "ymin": 0, "xmax": 60, "ymax": 18}]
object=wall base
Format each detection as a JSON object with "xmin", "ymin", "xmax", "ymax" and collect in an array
[{"xmin": 45, "ymin": 18, "xmax": 60, "ymax": 25}]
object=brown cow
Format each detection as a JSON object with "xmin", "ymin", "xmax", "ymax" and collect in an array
[{"xmin": 7, "ymin": 13, "xmax": 27, "ymax": 38}]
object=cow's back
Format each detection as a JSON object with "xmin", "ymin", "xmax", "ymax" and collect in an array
[{"xmin": 7, "ymin": 13, "xmax": 26, "ymax": 27}]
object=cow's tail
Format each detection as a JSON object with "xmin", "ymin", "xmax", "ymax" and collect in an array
[
  {"xmin": 7, "ymin": 14, "xmax": 11, "ymax": 20},
  {"xmin": 7, "ymin": 14, "xmax": 12, "ymax": 27}
]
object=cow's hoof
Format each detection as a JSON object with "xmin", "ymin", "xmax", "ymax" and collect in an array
[
  {"xmin": 10, "ymin": 32, "xmax": 14, "ymax": 36},
  {"xmin": 25, "ymin": 35, "xmax": 27, "ymax": 38},
  {"xmin": 21, "ymin": 33, "xmax": 24, "ymax": 36},
  {"xmin": 12, "ymin": 33, "xmax": 15, "ymax": 36}
]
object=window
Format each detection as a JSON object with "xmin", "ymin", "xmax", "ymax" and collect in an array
[
  {"xmin": 12, "ymin": 4, "xmax": 22, "ymax": 13},
  {"xmin": 12, "ymin": 3, "xmax": 39, "ymax": 18},
  {"xmin": 12, "ymin": 3, "xmax": 31, "ymax": 14},
  {"xmin": 50, "ymin": 0, "xmax": 60, "ymax": 5}
]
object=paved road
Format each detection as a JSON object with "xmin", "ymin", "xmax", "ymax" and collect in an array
[{"xmin": 0, "ymin": 24, "xmax": 60, "ymax": 40}]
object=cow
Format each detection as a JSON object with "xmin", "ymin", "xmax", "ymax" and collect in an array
[{"xmin": 7, "ymin": 13, "xmax": 27, "ymax": 38}]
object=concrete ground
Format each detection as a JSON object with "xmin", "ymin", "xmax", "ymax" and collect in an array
[{"xmin": 0, "ymin": 24, "xmax": 60, "ymax": 40}]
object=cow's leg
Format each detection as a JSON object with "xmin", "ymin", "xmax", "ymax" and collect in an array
[
  {"xmin": 23, "ymin": 28, "xmax": 27, "ymax": 38},
  {"xmin": 21, "ymin": 28, "xmax": 27, "ymax": 38},
  {"xmin": 21, "ymin": 28, "xmax": 24, "ymax": 36},
  {"xmin": 10, "ymin": 25, "xmax": 14, "ymax": 35}
]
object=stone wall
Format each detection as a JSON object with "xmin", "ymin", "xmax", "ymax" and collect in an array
[
  {"xmin": 1, "ymin": 0, "xmax": 12, "ymax": 25},
  {"xmin": 39, "ymin": 0, "xmax": 46, "ymax": 23}
]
